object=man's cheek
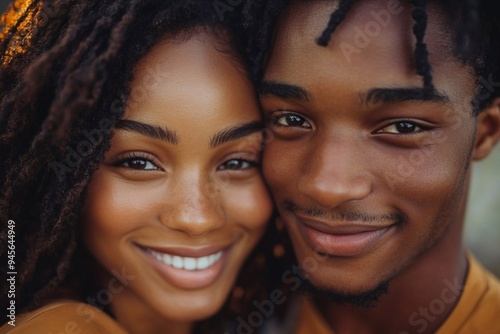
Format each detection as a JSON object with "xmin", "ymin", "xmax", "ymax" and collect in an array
[{"xmin": 263, "ymin": 150, "xmax": 291, "ymax": 188}]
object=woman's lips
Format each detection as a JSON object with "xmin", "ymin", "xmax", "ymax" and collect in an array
[
  {"xmin": 297, "ymin": 217, "xmax": 395, "ymax": 257},
  {"xmin": 147, "ymin": 248, "xmax": 223, "ymax": 270},
  {"xmin": 139, "ymin": 245, "xmax": 230, "ymax": 290}
]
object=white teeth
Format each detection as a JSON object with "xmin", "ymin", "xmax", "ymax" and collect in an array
[
  {"xmin": 172, "ymin": 256, "xmax": 183, "ymax": 269},
  {"xmin": 147, "ymin": 249, "xmax": 224, "ymax": 271},
  {"xmin": 184, "ymin": 257, "xmax": 196, "ymax": 270},
  {"xmin": 196, "ymin": 256, "xmax": 210, "ymax": 270}
]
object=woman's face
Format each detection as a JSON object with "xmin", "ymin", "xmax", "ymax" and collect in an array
[{"xmin": 83, "ymin": 31, "xmax": 272, "ymax": 322}]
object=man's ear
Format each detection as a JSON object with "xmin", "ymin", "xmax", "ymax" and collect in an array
[{"xmin": 473, "ymin": 97, "xmax": 500, "ymax": 161}]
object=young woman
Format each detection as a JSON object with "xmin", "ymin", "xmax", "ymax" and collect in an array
[{"xmin": 0, "ymin": 1, "xmax": 277, "ymax": 333}]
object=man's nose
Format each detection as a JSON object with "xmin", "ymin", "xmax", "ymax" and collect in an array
[{"xmin": 297, "ymin": 136, "xmax": 372, "ymax": 208}]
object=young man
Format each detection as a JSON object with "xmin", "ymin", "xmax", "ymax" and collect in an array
[{"xmin": 248, "ymin": 0, "xmax": 500, "ymax": 333}]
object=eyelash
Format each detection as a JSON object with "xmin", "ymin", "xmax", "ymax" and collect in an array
[
  {"xmin": 218, "ymin": 157, "xmax": 260, "ymax": 171},
  {"xmin": 111, "ymin": 153, "xmax": 259, "ymax": 172},
  {"xmin": 376, "ymin": 120, "xmax": 432, "ymax": 136},
  {"xmin": 111, "ymin": 152, "xmax": 161, "ymax": 171},
  {"xmin": 269, "ymin": 112, "xmax": 312, "ymax": 129},
  {"xmin": 268, "ymin": 112, "xmax": 432, "ymax": 138}
]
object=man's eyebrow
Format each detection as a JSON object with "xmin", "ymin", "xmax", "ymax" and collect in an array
[
  {"xmin": 115, "ymin": 119, "xmax": 179, "ymax": 144},
  {"xmin": 361, "ymin": 87, "xmax": 450, "ymax": 106},
  {"xmin": 210, "ymin": 121, "xmax": 263, "ymax": 149},
  {"xmin": 259, "ymin": 81, "xmax": 310, "ymax": 102}
]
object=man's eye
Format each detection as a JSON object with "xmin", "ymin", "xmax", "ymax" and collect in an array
[
  {"xmin": 272, "ymin": 114, "xmax": 312, "ymax": 128},
  {"xmin": 218, "ymin": 159, "xmax": 257, "ymax": 171},
  {"xmin": 377, "ymin": 121, "xmax": 424, "ymax": 135}
]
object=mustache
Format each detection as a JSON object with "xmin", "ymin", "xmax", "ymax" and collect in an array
[{"xmin": 283, "ymin": 199, "xmax": 407, "ymax": 225}]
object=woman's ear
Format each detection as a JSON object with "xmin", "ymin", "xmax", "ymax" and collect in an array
[{"xmin": 473, "ymin": 97, "xmax": 500, "ymax": 161}]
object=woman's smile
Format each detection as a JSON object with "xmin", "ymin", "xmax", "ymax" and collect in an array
[{"xmin": 140, "ymin": 244, "xmax": 231, "ymax": 290}]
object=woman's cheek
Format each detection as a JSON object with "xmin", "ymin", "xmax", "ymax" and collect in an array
[{"xmin": 224, "ymin": 179, "xmax": 273, "ymax": 231}]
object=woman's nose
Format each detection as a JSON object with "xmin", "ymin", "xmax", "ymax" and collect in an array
[{"xmin": 160, "ymin": 173, "xmax": 225, "ymax": 237}]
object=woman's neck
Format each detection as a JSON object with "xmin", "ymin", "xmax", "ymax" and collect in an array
[
  {"xmin": 89, "ymin": 265, "xmax": 194, "ymax": 334},
  {"xmin": 109, "ymin": 287, "xmax": 194, "ymax": 334}
]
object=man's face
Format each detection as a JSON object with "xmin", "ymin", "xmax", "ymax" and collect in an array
[{"xmin": 260, "ymin": 0, "xmax": 479, "ymax": 295}]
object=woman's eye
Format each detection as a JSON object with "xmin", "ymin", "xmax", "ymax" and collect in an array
[
  {"xmin": 218, "ymin": 159, "xmax": 256, "ymax": 171},
  {"xmin": 114, "ymin": 156, "xmax": 159, "ymax": 170},
  {"xmin": 378, "ymin": 121, "xmax": 424, "ymax": 135},
  {"xmin": 123, "ymin": 159, "xmax": 157, "ymax": 170},
  {"xmin": 272, "ymin": 114, "xmax": 312, "ymax": 129}
]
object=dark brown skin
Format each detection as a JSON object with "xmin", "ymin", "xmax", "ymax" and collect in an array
[
  {"xmin": 82, "ymin": 31, "xmax": 272, "ymax": 334},
  {"xmin": 260, "ymin": 1, "xmax": 500, "ymax": 333}
]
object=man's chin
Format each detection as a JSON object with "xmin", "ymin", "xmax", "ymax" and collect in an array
[{"xmin": 299, "ymin": 274, "xmax": 390, "ymax": 308}]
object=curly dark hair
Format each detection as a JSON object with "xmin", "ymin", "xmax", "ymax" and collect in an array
[
  {"xmin": 0, "ymin": 0, "xmax": 285, "ymax": 332},
  {"xmin": 243, "ymin": 0, "xmax": 500, "ymax": 114}
]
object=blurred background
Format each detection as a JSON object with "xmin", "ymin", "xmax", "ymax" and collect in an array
[
  {"xmin": 1, "ymin": 0, "xmax": 9, "ymax": 15},
  {"xmin": 1, "ymin": 0, "xmax": 499, "ymax": 276},
  {"xmin": 465, "ymin": 146, "xmax": 500, "ymax": 276}
]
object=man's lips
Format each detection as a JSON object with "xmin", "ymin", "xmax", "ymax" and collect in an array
[
  {"xmin": 298, "ymin": 216, "xmax": 393, "ymax": 234},
  {"xmin": 294, "ymin": 214, "xmax": 396, "ymax": 257}
]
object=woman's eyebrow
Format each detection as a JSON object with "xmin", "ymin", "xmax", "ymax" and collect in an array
[
  {"xmin": 210, "ymin": 121, "xmax": 264, "ymax": 149},
  {"xmin": 115, "ymin": 119, "xmax": 179, "ymax": 144}
]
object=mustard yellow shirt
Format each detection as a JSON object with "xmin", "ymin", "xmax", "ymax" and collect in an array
[
  {"xmin": 294, "ymin": 255, "xmax": 500, "ymax": 334},
  {"xmin": 0, "ymin": 301, "xmax": 127, "ymax": 333}
]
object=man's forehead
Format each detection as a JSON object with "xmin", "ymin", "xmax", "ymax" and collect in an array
[
  {"xmin": 265, "ymin": 0, "xmax": 475, "ymax": 104},
  {"xmin": 273, "ymin": 4, "xmax": 412, "ymax": 74},
  {"xmin": 268, "ymin": 1, "xmax": 414, "ymax": 83},
  {"xmin": 277, "ymin": 1, "xmax": 414, "ymax": 49},
  {"xmin": 277, "ymin": 0, "xmax": 337, "ymax": 41},
  {"xmin": 273, "ymin": 0, "xmax": 454, "ymax": 60}
]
